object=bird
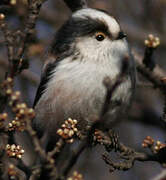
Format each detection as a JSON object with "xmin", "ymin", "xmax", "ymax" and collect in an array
[{"xmin": 33, "ymin": 8, "xmax": 136, "ymax": 151}]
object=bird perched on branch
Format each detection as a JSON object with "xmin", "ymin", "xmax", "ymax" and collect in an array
[{"xmin": 33, "ymin": 8, "xmax": 136, "ymax": 150}]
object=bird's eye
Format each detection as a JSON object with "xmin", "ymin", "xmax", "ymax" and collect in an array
[{"xmin": 95, "ymin": 32, "xmax": 106, "ymax": 41}]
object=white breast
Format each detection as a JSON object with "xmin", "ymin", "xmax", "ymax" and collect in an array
[
  {"xmin": 34, "ymin": 54, "xmax": 132, "ymax": 136},
  {"xmin": 40, "ymin": 56, "xmax": 131, "ymax": 115}
]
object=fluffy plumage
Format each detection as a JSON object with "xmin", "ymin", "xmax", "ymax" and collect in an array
[{"xmin": 33, "ymin": 8, "xmax": 136, "ymax": 149}]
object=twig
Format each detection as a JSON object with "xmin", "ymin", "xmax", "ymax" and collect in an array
[
  {"xmin": 60, "ymin": 140, "xmax": 87, "ymax": 179},
  {"xmin": 1, "ymin": 77, "xmax": 58, "ymax": 179},
  {"xmin": 0, "ymin": 0, "xmax": 46, "ymax": 112},
  {"xmin": 102, "ymin": 150, "xmax": 148, "ymax": 172},
  {"xmin": 136, "ymin": 63, "xmax": 165, "ymax": 90},
  {"xmin": 15, "ymin": 0, "xmax": 44, "ymax": 63},
  {"xmin": 133, "ymin": 47, "xmax": 166, "ymax": 127},
  {"xmin": 0, "ymin": 57, "xmax": 39, "ymax": 86},
  {"xmin": 134, "ymin": 47, "xmax": 166, "ymax": 127},
  {"xmin": 142, "ymin": 34, "xmax": 160, "ymax": 71},
  {"xmin": 162, "ymin": 95, "xmax": 166, "ymax": 123},
  {"xmin": 133, "ymin": 44, "xmax": 166, "ymax": 92},
  {"xmin": 0, "ymin": 15, "xmax": 14, "ymax": 71},
  {"xmin": 29, "ymin": 166, "xmax": 41, "ymax": 180},
  {"xmin": 25, "ymin": 117, "xmax": 58, "ymax": 179},
  {"xmin": 103, "ymin": 143, "xmax": 166, "ymax": 172},
  {"xmin": 143, "ymin": 47, "xmax": 156, "ymax": 71},
  {"xmin": 94, "ymin": 130, "xmax": 166, "ymax": 172},
  {"xmin": 48, "ymin": 138, "xmax": 65, "ymax": 158},
  {"xmin": 0, "ymin": 0, "xmax": 46, "ymax": 78}
]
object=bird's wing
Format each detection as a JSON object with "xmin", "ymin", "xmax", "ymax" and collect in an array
[{"xmin": 33, "ymin": 55, "xmax": 60, "ymax": 108}]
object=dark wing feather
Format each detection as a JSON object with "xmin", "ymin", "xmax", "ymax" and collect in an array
[
  {"xmin": 32, "ymin": 57, "xmax": 62, "ymax": 138},
  {"xmin": 33, "ymin": 59, "xmax": 60, "ymax": 108}
]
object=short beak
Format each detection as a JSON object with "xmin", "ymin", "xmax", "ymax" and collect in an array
[{"xmin": 117, "ymin": 31, "xmax": 127, "ymax": 40}]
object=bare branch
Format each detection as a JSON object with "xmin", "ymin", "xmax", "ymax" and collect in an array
[
  {"xmin": 0, "ymin": 57, "xmax": 39, "ymax": 86},
  {"xmin": 60, "ymin": 140, "xmax": 87, "ymax": 179},
  {"xmin": 94, "ymin": 130, "xmax": 166, "ymax": 172}
]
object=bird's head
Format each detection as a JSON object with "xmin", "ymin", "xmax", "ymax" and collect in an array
[{"xmin": 51, "ymin": 8, "xmax": 131, "ymax": 71}]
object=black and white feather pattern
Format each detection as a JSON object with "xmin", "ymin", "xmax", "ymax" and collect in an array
[{"xmin": 33, "ymin": 8, "xmax": 136, "ymax": 149}]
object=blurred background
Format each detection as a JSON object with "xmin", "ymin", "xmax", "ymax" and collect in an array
[{"xmin": 0, "ymin": 0, "xmax": 166, "ymax": 179}]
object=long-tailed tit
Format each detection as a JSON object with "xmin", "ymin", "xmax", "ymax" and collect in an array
[{"xmin": 33, "ymin": 8, "xmax": 136, "ymax": 150}]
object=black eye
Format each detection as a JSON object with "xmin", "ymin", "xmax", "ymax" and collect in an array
[{"xmin": 95, "ymin": 32, "xmax": 106, "ymax": 41}]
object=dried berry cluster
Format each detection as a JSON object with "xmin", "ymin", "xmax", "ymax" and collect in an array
[
  {"xmin": 142, "ymin": 136, "xmax": 154, "ymax": 148},
  {"xmin": 67, "ymin": 171, "xmax": 83, "ymax": 180},
  {"xmin": 0, "ymin": 13, "xmax": 5, "ymax": 20},
  {"xmin": 144, "ymin": 34, "xmax": 160, "ymax": 48},
  {"xmin": 57, "ymin": 118, "xmax": 78, "ymax": 143},
  {"xmin": 93, "ymin": 129, "xmax": 111, "ymax": 146},
  {"xmin": 6, "ymin": 144, "xmax": 24, "ymax": 159},
  {"xmin": 143, "ymin": 34, "xmax": 161, "ymax": 70},
  {"xmin": 8, "ymin": 164, "xmax": 17, "ymax": 179},
  {"xmin": 1, "ymin": 77, "xmax": 35, "ymax": 132},
  {"xmin": 10, "ymin": 0, "xmax": 16, "ymax": 5},
  {"xmin": 142, "ymin": 136, "xmax": 166, "ymax": 153}
]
